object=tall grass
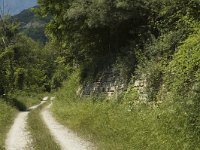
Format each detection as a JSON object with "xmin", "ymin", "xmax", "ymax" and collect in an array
[
  {"xmin": 51, "ymin": 70, "xmax": 200, "ymax": 150},
  {"xmin": 0, "ymin": 99, "xmax": 17, "ymax": 150}
]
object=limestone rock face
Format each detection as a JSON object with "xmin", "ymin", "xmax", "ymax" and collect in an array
[
  {"xmin": 81, "ymin": 69, "xmax": 128, "ymax": 97},
  {"xmin": 79, "ymin": 69, "xmax": 148, "ymax": 100},
  {"xmin": 133, "ymin": 77, "xmax": 148, "ymax": 101}
]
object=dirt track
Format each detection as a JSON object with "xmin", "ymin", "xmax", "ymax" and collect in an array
[
  {"xmin": 5, "ymin": 98, "xmax": 94, "ymax": 150},
  {"xmin": 41, "ymin": 104, "xmax": 94, "ymax": 150},
  {"xmin": 5, "ymin": 101, "xmax": 45, "ymax": 150}
]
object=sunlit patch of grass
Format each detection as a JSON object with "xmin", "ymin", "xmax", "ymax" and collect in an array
[
  {"xmin": 27, "ymin": 102, "xmax": 60, "ymax": 150},
  {"xmin": 52, "ymin": 98, "xmax": 200, "ymax": 150}
]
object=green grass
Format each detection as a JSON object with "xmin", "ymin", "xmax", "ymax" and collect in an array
[
  {"xmin": 50, "ymin": 71, "xmax": 200, "ymax": 150},
  {"xmin": 52, "ymin": 100, "xmax": 200, "ymax": 150},
  {"xmin": 27, "ymin": 102, "xmax": 60, "ymax": 150},
  {"xmin": 0, "ymin": 99, "xmax": 17, "ymax": 150}
]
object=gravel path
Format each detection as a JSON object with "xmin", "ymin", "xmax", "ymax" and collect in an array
[
  {"xmin": 41, "ymin": 104, "xmax": 94, "ymax": 150},
  {"xmin": 5, "ymin": 101, "xmax": 46, "ymax": 150}
]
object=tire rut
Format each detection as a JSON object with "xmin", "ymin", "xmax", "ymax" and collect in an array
[{"xmin": 41, "ymin": 104, "xmax": 94, "ymax": 150}]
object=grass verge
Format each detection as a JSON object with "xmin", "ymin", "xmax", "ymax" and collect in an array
[
  {"xmin": 0, "ymin": 99, "xmax": 17, "ymax": 150},
  {"xmin": 27, "ymin": 102, "xmax": 60, "ymax": 150}
]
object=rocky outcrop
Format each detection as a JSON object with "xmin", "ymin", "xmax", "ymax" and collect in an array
[
  {"xmin": 80, "ymin": 70, "xmax": 128, "ymax": 97},
  {"xmin": 133, "ymin": 78, "xmax": 148, "ymax": 100},
  {"xmin": 79, "ymin": 69, "xmax": 148, "ymax": 101}
]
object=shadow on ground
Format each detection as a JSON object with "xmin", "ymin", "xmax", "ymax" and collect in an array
[{"xmin": 0, "ymin": 96, "xmax": 27, "ymax": 111}]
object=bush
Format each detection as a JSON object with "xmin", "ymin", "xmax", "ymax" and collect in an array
[
  {"xmin": 163, "ymin": 29, "xmax": 200, "ymax": 141},
  {"xmin": 166, "ymin": 30, "xmax": 200, "ymax": 95}
]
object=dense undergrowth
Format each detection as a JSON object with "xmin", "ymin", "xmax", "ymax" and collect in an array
[
  {"xmin": 51, "ymin": 28, "xmax": 200, "ymax": 149},
  {"xmin": 52, "ymin": 73, "xmax": 199, "ymax": 149}
]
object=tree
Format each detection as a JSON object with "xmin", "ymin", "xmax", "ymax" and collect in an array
[
  {"xmin": 37, "ymin": 0, "xmax": 153, "ymax": 80},
  {"xmin": 0, "ymin": 15, "xmax": 52, "ymax": 94}
]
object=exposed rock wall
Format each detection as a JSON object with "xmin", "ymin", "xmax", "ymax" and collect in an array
[
  {"xmin": 133, "ymin": 78, "xmax": 148, "ymax": 100},
  {"xmin": 79, "ymin": 70, "xmax": 148, "ymax": 100},
  {"xmin": 80, "ymin": 70, "xmax": 128, "ymax": 97}
]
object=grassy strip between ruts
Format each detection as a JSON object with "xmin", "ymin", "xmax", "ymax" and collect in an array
[{"xmin": 27, "ymin": 102, "xmax": 60, "ymax": 150}]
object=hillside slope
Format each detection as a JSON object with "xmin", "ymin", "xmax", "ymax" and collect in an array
[
  {"xmin": 0, "ymin": 0, "xmax": 37, "ymax": 15},
  {"xmin": 12, "ymin": 7, "xmax": 50, "ymax": 43}
]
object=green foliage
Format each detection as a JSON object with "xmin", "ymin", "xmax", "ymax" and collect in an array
[
  {"xmin": 135, "ymin": 29, "xmax": 186, "ymax": 101},
  {"xmin": 39, "ymin": 41, "xmax": 74, "ymax": 90},
  {"xmin": 136, "ymin": 60, "xmax": 164, "ymax": 101},
  {"xmin": 1, "ymin": 1, "xmax": 198, "ymax": 149},
  {"xmin": 35, "ymin": 1, "xmax": 200, "ymax": 148},
  {"xmin": 166, "ymin": 30, "xmax": 200, "ymax": 95},
  {"xmin": 36, "ymin": 0, "xmax": 200, "ymax": 83},
  {"xmin": 149, "ymin": 0, "xmax": 200, "ymax": 32},
  {"xmin": 53, "ymin": 69, "xmax": 81, "ymax": 103},
  {"xmin": 163, "ymin": 30, "xmax": 200, "ymax": 139},
  {"xmin": 10, "ymin": 0, "xmax": 197, "ymax": 149},
  {"xmin": 120, "ymin": 83, "xmax": 140, "ymax": 110},
  {"xmin": 0, "ymin": 16, "xmax": 53, "ymax": 95},
  {"xmin": 37, "ymin": 0, "xmax": 153, "ymax": 81},
  {"xmin": 51, "ymin": 57, "xmax": 71, "ymax": 89}
]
